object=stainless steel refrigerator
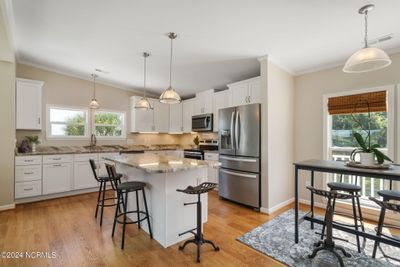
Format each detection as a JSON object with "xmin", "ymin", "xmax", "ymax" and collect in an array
[{"xmin": 218, "ymin": 103, "xmax": 261, "ymax": 208}]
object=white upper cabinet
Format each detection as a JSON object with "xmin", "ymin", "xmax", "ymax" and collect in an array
[
  {"xmin": 130, "ymin": 96, "xmax": 169, "ymax": 133},
  {"xmin": 194, "ymin": 89, "xmax": 214, "ymax": 115},
  {"xmin": 213, "ymin": 90, "xmax": 230, "ymax": 132},
  {"xmin": 182, "ymin": 98, "xmax": 194, "ymax": 133},
  {"xmin": 228, "ymin": 77, "xmax": 261, "ymax": 106},
  {"xmin": 153, "ymin": 101, "xmax": 170, "ymax": 132},
  {"xmin": 16, "ymin": 78, "xmax": 44, "ymax": 130},
  {"xmin": 169, "ymin": 102, "xmax": 183, "ymax": 133}
]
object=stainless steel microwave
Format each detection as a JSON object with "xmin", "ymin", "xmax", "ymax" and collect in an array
[{"xmin": 192, "ymin": 114, "xmax": 213, "ymax": 132}]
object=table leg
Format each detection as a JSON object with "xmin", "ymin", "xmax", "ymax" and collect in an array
[
  {"xmin": 295, "ymin": 166, "xmax": 299, "ymax": 243},
  {"xmin": 310, "ymin": 171, "xmax": 314, "ymax": 230}
]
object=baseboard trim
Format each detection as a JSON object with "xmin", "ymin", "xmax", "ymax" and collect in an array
[
  {"xmin": 0, "ymin": 203, "xmax": 15, "ymax": 211},
  {"xmin": 261, "ymin": 197, "xmax": 295, "ymax": 214},
  {"xmin": 298, "ymin": 198, "xmax": 326, "ymax": 209}
]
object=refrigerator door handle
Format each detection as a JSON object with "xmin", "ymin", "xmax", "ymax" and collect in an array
[
  {"xmin": 220, "ymin": 169, "xmax": 257, "ymax": 179},
  {"xmin": 230, "ymin": 111, "xmax": 235, "ymax": 148},
  {"xmin": 235, "ymin": 110, "xmax": 240, "ymax": 150},
  {"xmin": 219, "ymin": 156, "xmax": 258, "ymax": 163}
]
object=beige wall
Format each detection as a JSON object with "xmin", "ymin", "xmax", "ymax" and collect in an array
[
  {"xmin": 259, "ymin": 58, "xmax": 295, "ymax": 212},
  {"xmin": 0, "ymin": 0, "xmax": 16, "ymax": 208},
  {"xmin": 16, "ymin": 64, "xmax": 200, "ymax": 147},
  {"xmin": 266, "ymin": 61, "xmax": 295, "ymax": 210},
  {"xmin": 294, "ymin": 52, "xmax": 400, "ymax": 201}
]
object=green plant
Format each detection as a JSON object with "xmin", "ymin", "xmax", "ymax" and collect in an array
[
  {"xmin": 25, "ymin": 135, "xmax": 40, "ymax": 145},
  {"xmin": 350, "ymin": 132, "xmax": 392, "ymax": 164}
]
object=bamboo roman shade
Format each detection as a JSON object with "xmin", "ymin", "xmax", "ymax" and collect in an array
[{"xmin": 328, "ymin": 91, "xmax": 387, "ymax": 115}]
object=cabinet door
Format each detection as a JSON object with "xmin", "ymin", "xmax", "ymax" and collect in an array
[
  {"xmin": 249, "ymin": 80, "xmax": 261, "ymax": 104},
  {"xmin": 182, "ymin": 99, "xmax": 194, "ymax": 133},
  {"xmin": 229, "ymin": 84, "xmax": 248, "ymax": 106},
  {"xmin": 193, "ymin": 96, "xmax": 204, "ymax": 115},
  {"xmin": 154, "ymin": 101, "xmax": 170, "ymax": 132},
  {"xmin": 213, "ymin": 90, "xmax": 230, "ymax": 132},
  {"xmin": 16, "ymin": 79, "xmax": 43, "ymax": 130},
  {"xmin": 74, "ymin": 161, "xmax": 98, "ymax": 190},
  {"xmin": 130, "ymin": 99, "xmax": 154, "ymax": 132},
  {"xmin": 43, "ymin": 163, "xmax": 72, "ymax": 194},
  {"xmin": 169, "ymin": 102, "xmax": 183, "ymax": 132}
]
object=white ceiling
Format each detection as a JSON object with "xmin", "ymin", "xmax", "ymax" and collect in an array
[{"xmin": 8, "ymin": 0, "xmax": 400, "ymax": 97}]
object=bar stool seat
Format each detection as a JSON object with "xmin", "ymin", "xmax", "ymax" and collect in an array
[
  {"xmin": 327, "ymin": 182, "xmax": 362, "ymax": 192},
  {"xmin": 117, "ymin": 181, "xmax": 146, "ymax": 192},
  {"xmin": 378, "ymin": 190, "xmax": 400, "ymax": 201}
]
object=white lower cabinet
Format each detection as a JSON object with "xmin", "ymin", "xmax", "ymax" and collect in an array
[
  {"xmin": 73, "ymin": 154, "xmax": 99, "ymax": 190},
  {"xmin": 15, "ymin": 181, "xmax": 42, "ymax": 198},
  {"xmin": 204, "ymin": 153, "xmax": 219, "ymax": 185},
  {"xmin": 43, "ymin": 162, "xmax": 73, "ymax": 194}
]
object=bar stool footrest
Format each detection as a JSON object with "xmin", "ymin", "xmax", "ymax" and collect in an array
[{"xmin": 115, "ymin": 211, "xmax": 149, "ymax": 225}]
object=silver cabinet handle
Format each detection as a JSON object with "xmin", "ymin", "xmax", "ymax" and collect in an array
[
  {"xmin": 53, "ymin": 164, "xmax": 62, "ymax": 167},
  {"xmin": 219, "ymin": 156, "xmax": 257, "ymax": 163},
  {"xmin": 24, "ymin": 172, "xmax": 34, "ymax": 175},
  {"xmin": 220, "ymin": 169, "xmax": 257, "ymax": 179},
  {"xmin": 24, "ymin": 188, "xmax": 34, "ymax": 191},
  {"xmin": 24, "ymin": 159, "xmax": 33, "ymax": 162},
  {"xmin": 53, "ymin": 158, "xmax": 62, "ymax": 160}
]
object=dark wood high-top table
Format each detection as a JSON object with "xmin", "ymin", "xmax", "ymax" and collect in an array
[{"xmin": 293, "ymin": 159, "xmax": 400, "ymax": 248}]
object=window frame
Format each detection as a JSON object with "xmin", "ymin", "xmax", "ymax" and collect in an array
[
  {"xmin": 46, "ymin": 104, "xmax": 90, "ymax": 140},
  {"xmin": 92, "ymin": 109, "xmax": 127, "ymax": 140}
]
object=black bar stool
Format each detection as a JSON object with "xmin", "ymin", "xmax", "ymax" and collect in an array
[
  {"xmin": 321, "ymin": 175, "xmax": 366, "ymax": 252},
  {"xmin": 307, "ymin": 186, "xmax": 352, "ymax": 267},
  {"xmin": 369, "ymin": 190, "xmax": 400, "ymax": 262},
  {"xmin": 89, "ymin": 159, "xmax": 122, "ymax": 226},
  {"xmin": 105, "ymin": 164, "xmax": 153, "ymax": 250},
  {"xmin": 177, "ymin": 182, "xmax": 219, "ymax": 263}
]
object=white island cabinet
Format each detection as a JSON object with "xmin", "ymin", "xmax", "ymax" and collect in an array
[
  {"xmin": 42, "ymin": 155, "xmax": 73, "ymax": 194},
  {"xmin": 104, "ymin": 154, "xmax": 220, "ymax": 248}
]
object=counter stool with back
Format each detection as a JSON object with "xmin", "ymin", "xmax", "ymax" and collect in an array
[
  {"xmin": 177, "ymin": 182, "xmax": 220, "ymax": 263},
  {"xmin": 89, "ymin": 159, "xmax": 122, "ymax": 226},
  {"xmin": 105, "ymin": 163, "xmax": 153, "ymax": 249}
]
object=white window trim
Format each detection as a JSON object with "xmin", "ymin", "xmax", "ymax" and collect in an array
[
  {"xmin": 46, "ymin": 104, "xmax": 90, "ymax": 140},
  {"xmin": 92, "ymin": 109, "xmax": 127, "ymax": 140},
  {"xmin": 321, "ymin": 85, "xmax": 396, "ymax": 215}
]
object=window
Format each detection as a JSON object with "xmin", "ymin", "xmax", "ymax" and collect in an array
[
  {"xmin": 93, "ymin": 110, "xmax": 126, "ymax": 138},
  {"xmin": 47, "ymin": 105, "xmax": 89, "ymax": 138},
  {"xmin": 324, "ymin": 88, "xmax": 394, "ymax": 201}
]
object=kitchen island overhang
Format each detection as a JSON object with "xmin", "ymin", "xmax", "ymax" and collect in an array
[{"xmin": 103, "ymin": 154, "xmax": 220, "ymax": 248}]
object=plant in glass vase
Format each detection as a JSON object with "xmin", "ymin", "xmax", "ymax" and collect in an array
[{"xmin": 25, "ymin": 135, "xmax": 40, "ymax": 152}]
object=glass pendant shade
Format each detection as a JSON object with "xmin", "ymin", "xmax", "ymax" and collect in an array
[
  {"xmin": 343, "ymin": 47, "xmax": 392, "ymax": 73},
  {"xmin": 89, "ymin": 99, "xmax": 99, "ymax": 109},
  {"xmin": 135, "ymin": 97, "xmax": 152, "ymax": 110},
  {"xmin": 159, "ymin": 86, "xmax": 181, "ymax": 104}
]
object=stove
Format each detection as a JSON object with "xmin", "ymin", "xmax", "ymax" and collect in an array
[{"xmin": 183, "ymin": 140, "xmax": 218, "ymax": 160}]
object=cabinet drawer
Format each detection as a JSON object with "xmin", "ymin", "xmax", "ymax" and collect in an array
[
  {"xmin": 15, "ymin": 165, "xmax": 42, "ymax": 182},
  {"xmin": 74, "ymin": 153, "xmax": 98, "ymax": 162},
  {"xmin": 43, "ymin": 154, "xmax": 73, "ymax": 164},
  {"xmin": 204, "ymin": 153, "xmax": 219, "ymax": 161},
  {"xmin": 15, "ymin": 156, "xmax": 42, "ymax": 166},
  {"xmin": 15, "ymin": 181, "xmax": 42, "ymax": 199}
]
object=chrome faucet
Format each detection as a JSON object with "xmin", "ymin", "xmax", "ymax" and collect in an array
[{"xmin": 90, "ymin": 133, "xmax": 97, "ymax": 147}]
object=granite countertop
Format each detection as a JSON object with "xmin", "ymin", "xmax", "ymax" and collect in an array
[
  {"xmin": 15, "ymin": 144, "xmax": 196, "ymax": 156},
  {"xmin": 103, "ymin": 154, "xmax": 221, "ymax": 174}
]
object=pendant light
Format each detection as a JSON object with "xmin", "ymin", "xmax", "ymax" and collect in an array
[
  {"xmin": 89, "ymin": 73, "xmax": 100, "ymax": 109},
  {"xmin": 159, "ymin": 32, "xmax": 181, "ymax": 104},
  {"xmin": 135, "ymin": 52, "xmax": 153, "ymax": 110},
  {"xmin": 343, "ymin": 4, "xmax": 392, "ymax": 73}
]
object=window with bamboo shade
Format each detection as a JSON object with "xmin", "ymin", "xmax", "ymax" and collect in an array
[{"xmin": 327, "ymin": 91, "xmax": 387, "ymax": 115}]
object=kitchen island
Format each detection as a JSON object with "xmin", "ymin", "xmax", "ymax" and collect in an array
[{"xmin": 103, "ymin": 154, "xmax": 220, "ymax": 248}]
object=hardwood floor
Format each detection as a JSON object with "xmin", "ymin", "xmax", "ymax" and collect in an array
[
  {"xmin": 0, "ymin": 190, "xmax": 292, "ymax": 267},
  {"xmin": 0, "ymin": 190, "xmax": 390, "ymax": 267}
]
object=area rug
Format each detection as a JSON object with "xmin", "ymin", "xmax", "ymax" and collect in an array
[{"xmin": 237, "ymin": 209, "xmax": 399, "ymax": 267}]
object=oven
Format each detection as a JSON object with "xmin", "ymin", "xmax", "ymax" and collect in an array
[
  {"xmin": 183, "ymin": 150, "xmax": 204, "ymax": 160},
  {"xmin": 192, "ymin": 114, "xmax": 213, "ymax": 132}
]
